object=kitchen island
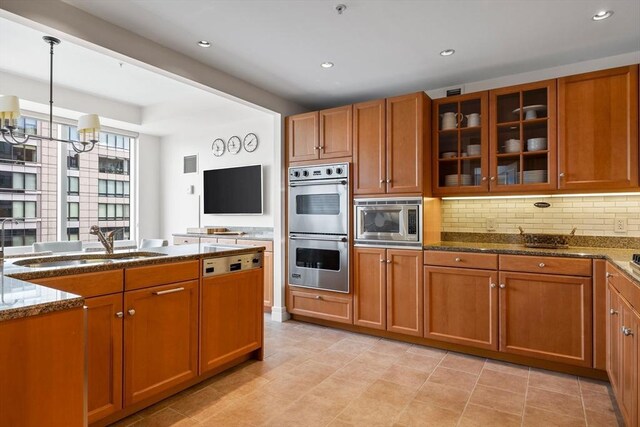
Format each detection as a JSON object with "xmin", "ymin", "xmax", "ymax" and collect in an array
[{"xmin": 0, "ymin": 243, "xmax": 265, "ymax": 427}]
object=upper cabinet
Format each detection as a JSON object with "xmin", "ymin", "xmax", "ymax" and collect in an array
[
  {"xmin": 558, "ymin": 65, "xmax": 639, "ymax": 191},
  {"xmin": 432, "ymin": 92, "xmax": 489, "ymax": 195},
  {"xmin": 353, "ymin": 92, "xmax": 430, "ymax": 195},
  {"xmin": 288, "ymin": 106, "xmax": 352, "ymax": 163},
  {"xmin": 489, "ymin": 80, "xmax": 558, "ymax": 193}
]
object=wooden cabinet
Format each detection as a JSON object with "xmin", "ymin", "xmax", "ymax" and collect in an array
[
  {"xmin": 288, "ymin": 287, "xmax": 353, "ymax": 324},
  {"xmin": 387, "ymin": 249, "xmax": 424, "ymax": 336},
  {"xmin": 288, "ymin": 106, "xmax": 352, "ymax": 163},
  {"xmin": 263, "ymin": 250, "xmax": 274, "ymax": 310},
  {"xmin": 558, "ymin": 65, "xmax": 639, "ymax": 190},
  {"xmin": 607, "ymin": 283, "xmax": 623, "ymax": 396},
  {"xmin": 123, "ymin": 280, "xmax": 199, "ymax": 406},
  {"xmin": 173, "ymin": 236, "xmax": 200, "ymax": 245},
  {"xmin": 0, "ymin": 307, "xmax": 85, "ymax": 427},
  {"xmin": 353, "ymin": 99, "xmax": 386, "ymax": 195},
  {"xmin": 201, "ymin": 269, "xmax": 263, "ymax": 373},
  {"xmin": 432, "ymin": 91, "xmax": 489, "ymax": 195},
  {"xmin": 424, "ymin": 266, "xmax": 498, "ymax": 350},
  {"xmin": 499, "ymin": 271, "xmax": 592, "ymax": 367},
  {"xmin": 620, "ymin": 297, "xmax": 638, "ymax": 426},
  {"xmin": 489, "ymin": 80, "xmax": 557, "ymax": 192},
  {"xmin": 85, "ymin": 294, "xmax": 123, "ymax": 424},
  {"xmin": 287, "ymin": 111, "xmax": 319, "ymax": 162},
  {"xmin": 353, "ymin": 247, "xmax": 387, "ymax": 330}
]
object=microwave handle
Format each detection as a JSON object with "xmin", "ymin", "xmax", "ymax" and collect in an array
[
  {"xmin": 289, "ymin": 180, "xmax": 347, "ymax": 187},
  {"xmin": 290, "ymin": 235, "xmax": 348, "ymax": 242}
]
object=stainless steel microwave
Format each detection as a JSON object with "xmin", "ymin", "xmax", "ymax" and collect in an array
[{"xmin": 354, "ymin": 198, "xmax": 422, "ymax": 249}]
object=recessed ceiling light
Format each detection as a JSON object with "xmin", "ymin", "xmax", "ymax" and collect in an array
[
  {"xmin": 592, "ymin": 10, "xmax": 613, "ymax": 21},
  {"xmin": 197, "ymin": 40, "xmax": 211, "ymax": 48},
  {"xmin": 440, "ymin": 49, "xmax": 455, "ymax": 57},
  {"xmin": 321, "ymin": 62, "xmax": 334, "ymax": 68}
]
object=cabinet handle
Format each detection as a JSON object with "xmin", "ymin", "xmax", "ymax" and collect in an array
[
  {"xmin": 380, "ymin": 259, "xmax": 386, "ymax": 263},
  {"xmin": 386, "ymin": 179, "xmax": 391, "ymax": 183},
  {"xmin": 315, "ymin": 295, "xmax": 322, "ymax": 300},
  {"xmin": 152, "ymin": 287, "xmax": 185, "ymax": 296},
  {"xmin": 610, "ymin": 308, "xmax": 619, "ymax": 315},
  {"xmin": 606, "ymin": 272, "xmax": 614, "ymax": 279},
  {"xmin": 386, "ymin": 260, "xmax": 392, "ymax": 264},
  {"xmin": 538, "ymin": 263, "xmax": 545, "ymax": 268},
  {"xmin": 482, "ymin": 177, "xmax": 487, "ymax": 181},
  {"xmin": 455, "ymin": 257, "xmax": 462, "ymax": 262},
  {"xmin": 490, "ymin": 177, "xmax": 495, "ymax": 181},
  {"xmin": 622, "ymin": 326, "xmax": 634, "ymax": 337},
  {"xmin": 499, "ymin": 284, "xmax": 506, "ymax": 289},
  {"xmin": 127, "ymin": 309, "xmax": 136, "ymax": 316},
  {"xmin": 559, "ymin": 172, "xmax": 565, "ymax": 178},
  {"xmin": 320, "ymin": 146, "xmax": 325, "ymax": 151},
  {"xmin": 380, "ymin": 180, "xmax": 385, "ymax": 184},
  {"xmin": 115, "ymin": 311, "xmax": 124, "ymax": 318},
  {"xmin": 490, "ymin": 283, "xmax": 496, "ymax": 288}
]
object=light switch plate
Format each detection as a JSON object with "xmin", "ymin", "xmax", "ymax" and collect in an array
[
  {"xmin": 186, "ymin": 185, "xmax": 194, "ymax": 195},
  {"xmin": 486, "ymin": 217, "xmax": 497, "ymax": 231},
  {"xmin": 615, "ymin": 217, "xmax": 627, "ymax": 233}
]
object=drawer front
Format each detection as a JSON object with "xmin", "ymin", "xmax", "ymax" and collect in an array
[
  {"xmin": 28, "ymin": 270, "xmax": 124, "ymax": 298},
  {"xmin": 424, "ymin": 250, "xmax": 498, "ymax": 270},
  {"xmin": 500, "ymin": 255, "xmax": 592, "ymax": 276},
  {"xmin": 240, "ymin": 239, "xmax": 273, "ymax": 252},
  {"xmin": 201, "ymin": 237, "xmax": 218, "ymax": 244},
  {"xmin": 173, "ymin": 236, "xmax": 200, "ymax": 245},
  {"xmin": 289, "ymin": 288, "xmax": 352, "ymax": 324},
  {"xmin": 125, "ymin": 260, "xmax": 200, "ymax": 291},
  {"xmin": 607, "ymin": 262, "xmax": 640, "ymax": 311},
  {"xmin": 216, "ymin": 238, "xmax": 237, "ymax": 245}
]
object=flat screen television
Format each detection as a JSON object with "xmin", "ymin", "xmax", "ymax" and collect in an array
[{"xmin": 203, "ymin": 165, "xmax": 263, "ymax": 214}]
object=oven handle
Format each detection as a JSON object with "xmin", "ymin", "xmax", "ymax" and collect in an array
[
  {"xmin": 290, "ymin": 235, "xmax": 348, "ymax": 243},
  {"xmin": 289, "ymin": 180, "xmax": 347, "ymax": 187}
]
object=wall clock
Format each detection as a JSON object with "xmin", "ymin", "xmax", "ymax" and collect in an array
[
  {"xmin": 227, "ymin": 136, "xmax": 242, "ymax": 154},
  {"xmin": 212, "ymin": 138, "xmax": 225, "ymax": 157},
  {"xmin": 243, "ymin": 133, "xmax": 259, "ymax": 152}
]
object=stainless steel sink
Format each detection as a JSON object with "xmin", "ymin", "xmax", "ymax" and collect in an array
[{"xmin": 12, "ymin": 252, "xmax": 166, "ymax": 269}]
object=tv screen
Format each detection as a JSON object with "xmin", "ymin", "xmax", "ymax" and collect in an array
[{"xmin": 203, "ymin": 165, "xmax": 263, "ymax": 214}]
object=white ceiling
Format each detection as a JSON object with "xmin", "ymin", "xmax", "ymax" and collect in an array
[{"xmin": 59, "ymin": 0, "xmax": 640, "ymax": 110}]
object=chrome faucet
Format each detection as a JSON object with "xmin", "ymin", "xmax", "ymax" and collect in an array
[
  {"xmin": 89, "ymin": 225, "xmax": 119, "ymax": 254},
  {"xmin": 1, "ymin": 218, "xmax": 21, "ymax": 265}
]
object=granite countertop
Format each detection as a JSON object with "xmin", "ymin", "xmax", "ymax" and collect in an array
[
  {"xmin": 424, "ymin": 241, "xmax": 639, "ymax": 285},
  {"xmin": 0, "ymin": 243, "xmax": 266, "ymax": 322},
  {"xmin": 173, "ymin": 232, "xmax": 274, "ymax": 241}
]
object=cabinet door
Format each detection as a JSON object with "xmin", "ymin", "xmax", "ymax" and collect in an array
[
  {"xmin": 607, "ymin": 284, "xmax": 623, "ymax": 397},
  {"xmin": 499, "ymin": 271, "xmax": 592, "ymax": 367},
  {"xmin": 558, "ymin": 65, "xmax": 639, "ymax": 190},
  {"xmin": 353, "ymin": 247, "xmax": 387, "ymax": 330},
  {"xmin": 263, "ymin": 251, "xmax": 274, "ymax": 310},
  {"xmin": 287, "ymin": 111, "xmax": 319, "ymax": 162},
  {"xmin": 386, "ymin": 93, "xmax": 425, "ymax": 194},
  {"xmin": 432, "ymin": 92, "xmax": 490, "ymax": 195},
  {"xmin": 424, "ymin": 266, "xmax": 498, "ymax": 350},
  {"xmin": 201, "ymin": 269, "xmax": 263, "ymax": 373},
  {"xmin": 620, "ymin": 299, "xmax": 638, "ymax": 427},
  {"xmin": 387, "ymin": 249, "xmax": 423, "ymax": 336},
  {"xmin": 123, "ymin": 280, "xmax": 198, "ymax": 406},
  {"xmin": 85, "ymin": 294, "xmax": 123, "ymax": 424},
  {"xmin": 489, "ymin": 80, "xmax": 557, "ymax": 192},
  {"xmin": 320, "ymin": 105, "xmax": 352, "ymax": 159},
  {"xmin": 353, "ymin": 99, "xmax": 386, "ymax": 195}
]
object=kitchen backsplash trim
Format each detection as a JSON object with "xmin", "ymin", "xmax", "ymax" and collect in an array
[{"xmin": 441, "ymin": 232, "xmax": 640, "ymax": 249}]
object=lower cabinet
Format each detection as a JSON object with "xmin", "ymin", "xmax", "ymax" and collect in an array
[
  {"xmin": 201, "ymin": 269, "xmax": 263, "ymax": 373},
  {"xmin": 424, "ymin": 266, "xmax": 498, "ymax": 350},
  {"xmin": 499, "ymin": 271, "xmax": 593, "ymax": 367},
  {"xmin": 85, "ymin": 294, "xmax": 123, "ymax": 424},
  {"xmin": 123, "ymin": 280, "xmax": 199, "ymax": 406},
  {"xmin": 353, "ymin": 247, "xmax": 423, "ymax": 337},
  {"xmin": 263, "ymin": 250, "xmax": 274, "ymax": 310},
  {"xmin": 288, "ymin": 287, "xmax": 353, "ymax": 324}
]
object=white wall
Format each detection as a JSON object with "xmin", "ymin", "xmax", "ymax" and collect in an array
[
  {"xmin": 158, "ymin": 114, "xmax": 276, "ymax": 238},
  {"xmin": 137, "ymin": 134, "xmax": 161, "ymax": 240}
]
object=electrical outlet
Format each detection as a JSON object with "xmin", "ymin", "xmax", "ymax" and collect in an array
[
  {"xmin": 615, "ymin": 218, "xmax": 628, "ymax": 233},
  {"xmin": 486, "ymin": 217, "xmax": 497, "ymax": 231}
]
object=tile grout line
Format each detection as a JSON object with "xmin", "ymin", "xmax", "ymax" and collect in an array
[
  {"xmin": 454, "ymin": 358, "xmax": 485, "ymax": 427},
  {"xmin": 520, "ymin": 367, "xmax": 531, "ymax": 427}
]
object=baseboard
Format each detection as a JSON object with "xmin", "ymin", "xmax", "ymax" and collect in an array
[{"xmin": 270, "ymin": 306, "xmax": 290, "ymax": 322}]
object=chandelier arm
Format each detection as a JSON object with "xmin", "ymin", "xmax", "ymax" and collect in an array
[{"xmin": 6, "ymin": 129, "xmax": 31, "ymax": 145}]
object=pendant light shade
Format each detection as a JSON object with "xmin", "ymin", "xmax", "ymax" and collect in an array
[
  {"xmin": 0, "ymin": 95, "xmax": 20, "ymax": 121},
  {"xmin": 78, "ymin": 113, "xmax": 101, "ymax": 142}
]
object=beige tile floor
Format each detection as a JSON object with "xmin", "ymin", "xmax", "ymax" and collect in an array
[{"xmin": 112, "ymin": 316, "xmax": 623, "ymax": 427}]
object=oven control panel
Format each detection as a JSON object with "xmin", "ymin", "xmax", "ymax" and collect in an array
[
  {"xmin": 289, "ymin": 163, "xmax": 349, "ymax": 182},
  {"xmin": 202, "ymin": 252, "xmax": 262, "ymax": 277}
]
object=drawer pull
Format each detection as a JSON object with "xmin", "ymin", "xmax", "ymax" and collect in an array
[
  {"xmin": 380, "ymin": 259, "xmax": 386, "ymax": 263},
  {"xmin": 115, "ymin": 311, "xmax": 124, "ymax": 318},
  {"xmin": 315, "ymin": 295, "xmax": 322, "ymax": 300},
  {"xmin": 610, "ymin": 309, "xmax": 619, "ymax": 315},
  {"xmin": 153, "ymin": 287, "xmax": 185, "ymax": 296},
  {"xmin": 455, "ymin": 257, "xmax": 462, "ymax": 262},
  {"xmin": 606, "ymin": 272, "xmax": 614, "ymax": 279},
  {"xmin": 490, "ymin": 283, "xmax": 496, "ymax": 289},
  {"xmin": 128, "ymin": 309, "xmax": 136, "ymax": 316},
  {"xmin": 499, "ymin": 284, "xmax": 506, "ymax": 289},
  {"xmin": 538, "ymin": 263, "xmax": 545, "ymax": 268},
  {"xmin": 386, "ymin": 260, "xmax": 392, "ymax": 264},
  {"xmin": 622, "ymin": 326, "xmax": 634, "ymax": 337},
  {"xmin": 380, "ymin": 180, "xmax": 385, "ymax": 184}
]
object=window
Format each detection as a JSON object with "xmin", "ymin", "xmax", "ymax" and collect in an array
[
  {"xmin": 99, "ymin": 132, "xmax": 131, "ymax": 151},
  {"xmin": 99, "ymin": 179, "xmax": 130, "ymax": 197},
  {"xmin": 98, "ymin": 203, "xmax": 130, "ymax": 220},
  {"xmin": 67, "ymin": 228, "xmax": 80, "ymax": 241},
  {"xmin": 99, "ymin": 157, "xmax": 129, "ymax": 175},
  {"xmin": 67, "ymin": 202, "xmax": 79, "ymax": 220},
  {"xmin": 0, "ymin": 201, "xmax": 37, "ymax": 218},
  {"xmin": 101, "ymin": 226, "xmax": 130, "ymax": 241},
  {"xmin": 0, "ymin": 142, "xmax": 38, "ymax": 164},
  {"xmin": 2, "ymin": 229, "xmax": 37, "ymax": 247},
  {"xmin": 0, "ymin": 172, "xmax": 37, "ymax": 191},
  {"xmin": 68, "ymin": 177, "xmax": 79, "ymax": 195},
  {"xmin": 67, "ymin": 154, "xmax": 79, "ymax": 170}
]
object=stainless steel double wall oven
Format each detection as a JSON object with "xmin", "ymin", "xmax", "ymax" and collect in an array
[{"xmin": 288, "ymin": 163, "xmax": 350, "ymax": 293}]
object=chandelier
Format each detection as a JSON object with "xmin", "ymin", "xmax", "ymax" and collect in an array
[{"xmin": 0, "ymin": 36, "xmax": 101, "ymax": 153}]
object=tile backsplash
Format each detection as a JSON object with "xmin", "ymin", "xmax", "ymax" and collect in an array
[{"xmin": 441, "ymin": 195, "xmax": 640, "ymax": 237}]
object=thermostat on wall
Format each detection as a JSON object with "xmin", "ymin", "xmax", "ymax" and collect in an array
[{"xmin": 186, "ymin": 185, "xmax": 194, "ymax": 195}]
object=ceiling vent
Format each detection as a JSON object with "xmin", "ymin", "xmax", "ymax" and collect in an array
[
  {"xmin": 446, "ymin": 87, "xmax": 464, "ymax": 97},
  {"xmin": 183, "ymin": 155, "xmax": 198, "ymax": 174}
]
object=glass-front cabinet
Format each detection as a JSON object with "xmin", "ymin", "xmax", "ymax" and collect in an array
[
  {"xmin": 432, "ymin": 92, "xmax": 489, "ymax": 194},
  {"xmin": 489, "ymin": 80, "xmax": 557, "ymax": 192}
]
